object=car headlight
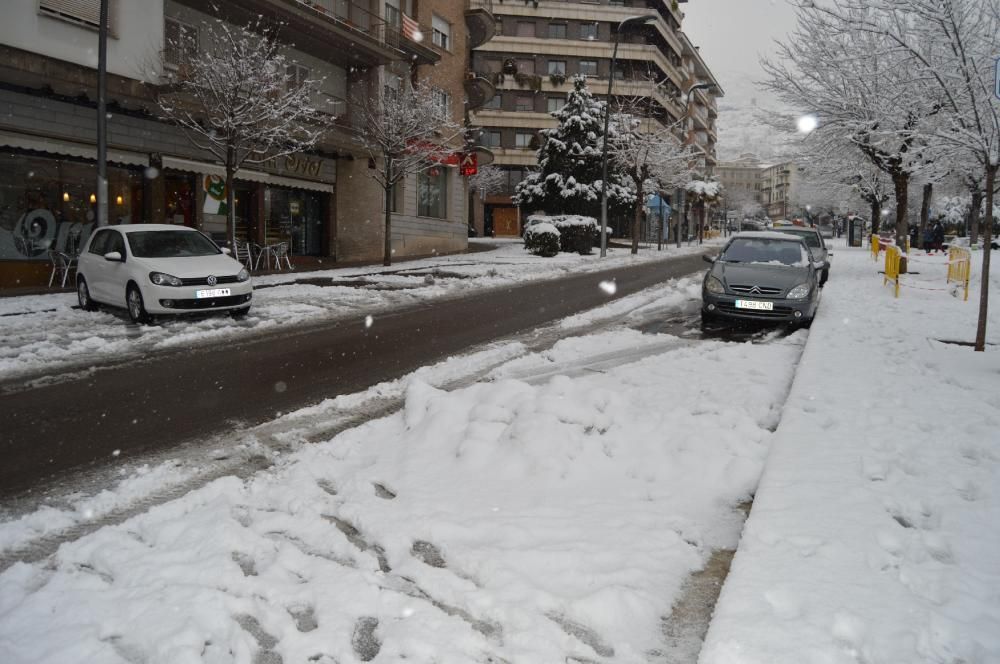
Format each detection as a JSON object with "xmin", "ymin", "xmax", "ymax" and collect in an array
[
  {"xmin": 705, "ymin": 276, "xmax": 726, "ymax": 294},
  {"xmin": 149, "ymin": 271, "xmax": 183, "ymax": 287},
  {"xmin": 787, "ymin": 283, "xmax": 811, "ymax": 299},
  {"xmin": 237, "ymin": 268, "xmax": 250, "ymax": 282}
]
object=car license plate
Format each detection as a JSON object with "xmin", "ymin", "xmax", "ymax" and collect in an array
[
  {"xmin": 196, "ymin": 288, "xmax": 230, "ymax": 299},
  {"xmin": 735, "ymin": 299, "xmax": 773, "ymax": 311}
]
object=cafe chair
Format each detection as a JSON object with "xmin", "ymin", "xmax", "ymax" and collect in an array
[{"xmin": 48, "ymin": 250, "xmax": 77, "ymax": 288}]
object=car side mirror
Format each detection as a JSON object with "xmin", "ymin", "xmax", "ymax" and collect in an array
[
  {"xmin": 103, "ymin": 251, "xmax": 123, "ymax": 262},
  {"xmin": 221, "ymin": 247, "xmax": 232, "ymax": 255},
  {"xmin": 702, "ymin": 254, "xmax": 716, "ymax": 264}
]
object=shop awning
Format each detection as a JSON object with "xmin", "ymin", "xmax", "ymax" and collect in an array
[
  {"xmin": 0, "ymin": 129, "xmax": 147, "ymax": 166},
  {"xmin": 161, "ymin": 156, "xmax": 335, "ymax": 194}
]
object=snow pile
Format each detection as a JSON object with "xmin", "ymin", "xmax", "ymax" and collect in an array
[
  {"xmin": 701, "ymin": 242, "xmax": 1000, "ymax": 663},
  {"xmin": 0, "ymin": 326, "xmax": 803, "ymax": 663},
  {"xmin": 522, "ymin": 221, "xmax": 559, "ymax": 238},
  {"xmin": 526, "ymin": 214, "xmax": 599, "ymax": 229}
]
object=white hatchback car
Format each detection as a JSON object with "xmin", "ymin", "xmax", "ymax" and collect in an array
[{"xmin": 76, "ymin": 224, "xmax": 253, "ymax": 324}]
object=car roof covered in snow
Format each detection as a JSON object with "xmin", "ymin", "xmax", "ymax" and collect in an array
[
  {"xmin": 731, "ymin": 231, "xmax": 810, "ymax": 243},
  {"xmin": 111, "ymin": 224, "xmax": 201, "ymax": 234}
]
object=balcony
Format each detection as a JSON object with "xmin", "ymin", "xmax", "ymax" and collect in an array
[
  {"xmin": 172, "ymin": 0, "xmax": 438, "ymax": 67},
  {"xmin": 466, "ymin": 0, "xmax": 496, "ymax": 49}
]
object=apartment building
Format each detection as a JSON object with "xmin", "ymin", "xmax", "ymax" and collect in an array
[
  {"xmin": 759, "ymin": 161, "xmax": 802, "ymax": 221},
  {"xmin": 716, "ymin": 153, "xmax": 763, "ymax": 213},
  {"xmin": 468, "ymin": 0, "xmax": 721, "ymax": 237},
  {"xmin": 0, "ymin": 0, "xmax": 485, "ymax": 286},
  {"xmin": 678, "ymin": 30, "xmax": 721, "ymax": 174}
]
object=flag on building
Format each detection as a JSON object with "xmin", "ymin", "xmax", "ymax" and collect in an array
[{"xmin": 401, "ymin": 13, "xmax": 421, "ymax": 41}]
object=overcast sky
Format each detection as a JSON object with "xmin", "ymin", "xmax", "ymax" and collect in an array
[{"xmin": 680, "ymin": 0, "xmax": 799, "ymax": 97}]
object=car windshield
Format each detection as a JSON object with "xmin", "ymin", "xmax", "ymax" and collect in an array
[
  {"xmin": 127, "ymin": 230, "xmax": 221, "ymax": 258},
  {"xmin": 776, "ymin": 228, "xmax": 821, "ymax": 248},
  {"xmin": 721, "ymin": 238, "xmax": 808, "ymax": 266}
]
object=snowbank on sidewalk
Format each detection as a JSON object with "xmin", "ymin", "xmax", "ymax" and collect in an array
[{"xmin": 701, "ymin": 243, "xmax": 1000, "ymax": 663}]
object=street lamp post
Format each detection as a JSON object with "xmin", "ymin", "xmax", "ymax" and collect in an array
[{"xmin": 599, "ymin": 14, "xmax": 657, "ymax": 258}]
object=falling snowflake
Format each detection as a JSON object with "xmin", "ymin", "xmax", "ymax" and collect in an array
[
  {"xmin": 112, "ymin": 449, "xmax": 121, "ymax": 457},
  {"xmin": 599, "ymin": 280, "xmax": 617, "ymax": 295},
  {"xmin": 274, "ymin": 381, "xmax": 287, "ymax": 393},
  {"xmin": 364, "ymin": 315, "xmax": 374, "ymax": 328}
]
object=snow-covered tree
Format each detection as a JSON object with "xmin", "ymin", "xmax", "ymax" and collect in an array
[
  {"xmin": 806, "ymin": 0, "xmax": 999, "ymax": 350},
  {"xmin": 469, "ymin": 164, "xmax": 506, "ymax": 200},
  {"xmin": 513, "ymin": 76, "xmax": 636, "ymax": 219},
  {"xmin": 685, "ymin": 177, "xmax": 722, "ymax": 243},
  {"xmin": 607, "ymin": 97, "xmax": 698, "ymax": 253},
  {"xmin": 157, "ymin": 18, "xmax": 323, "ymax": 249},
  {"xmin": 763, "ymin": 4, "xmax": 942, "ymax": 270},
  {"xmin": 352, "ymin": 78, "xmax": 462, "ymax": 266}
]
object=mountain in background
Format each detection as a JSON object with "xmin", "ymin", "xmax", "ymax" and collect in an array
[{"xmin": 713, "ymin": 69, "xmax": 794, "ymax": 162}]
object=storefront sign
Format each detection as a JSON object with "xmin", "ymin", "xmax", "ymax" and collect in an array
[
  {"xmin": 460, "ymin": 152, "xmax": 478, "ymax": 177},
  {"xmin": 202, "ymin": 175, "xmax": 228, "ymax": 215},
  {"xmin": 283, "ymin": 154, "xmax": 323, "ymax": 178}
]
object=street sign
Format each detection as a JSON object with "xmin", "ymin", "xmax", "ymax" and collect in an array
[{"xmin": 460, "ymin": 152, "xmax": 478, "ymax": 177}]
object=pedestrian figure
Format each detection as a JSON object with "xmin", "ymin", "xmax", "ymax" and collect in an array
[
  {"xmin": 931, "ymin": 221, "xmax": 945, "ymax": 253},
  {"xmin": 923, "ymin": 224, "xmax": 935, "ymax": 253}
]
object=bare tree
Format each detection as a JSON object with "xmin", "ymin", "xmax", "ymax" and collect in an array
[
  {"xmin": 469, "ymin": 164, "xmax": 506, "ymax": 200},
  {"xmin": 352, "ymin": 79, "xmax": 462, "ymax": 265},
  {"xmin": 157, "ymin": 18, "xmax": 323, "ymax": 249},
  {"xmin": 685, "ymin": 178, "xmax": 723, "ymax": 244}
]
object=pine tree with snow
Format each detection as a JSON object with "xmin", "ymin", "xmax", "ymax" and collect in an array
[{"xmin": 513, "ymin": 76, "xmax": 635, "ymax": 218}]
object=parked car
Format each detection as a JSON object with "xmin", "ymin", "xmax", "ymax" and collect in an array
[
  {"xmin": 76, "ymin": 224, "xmax": 253, "ymax": 324},
  {"xmin": 771, "ymin": 223, "xmax": 832, "ymax": 285},
  {"xmin": 701, "ymin": 231, "xmax": 823, "ymax": 327},
  {"xmin": 817, "ymin": 222, "xmax": 835, "ymax": 239}
]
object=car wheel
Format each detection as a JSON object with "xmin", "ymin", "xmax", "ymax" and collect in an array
[
  {"xmin": 229, "ymin": 306, "xmax": 251, "ymax": 319},
  {"xmin": 126, "ymin": 283, "xmax": 152, "ymax": 325},
  {"xmin": 77, "ymin": 277, "xmax": 97, "ymax": 311}
]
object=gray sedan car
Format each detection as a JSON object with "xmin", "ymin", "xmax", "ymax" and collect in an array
[{"xmin": 701, "ymin": 232, "xmax": 822, "ymax": 326}]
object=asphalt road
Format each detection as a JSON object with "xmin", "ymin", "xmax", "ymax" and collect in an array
[{"xmin": 1, "ymin": 252, "xmax": 707, "ymax": 495}]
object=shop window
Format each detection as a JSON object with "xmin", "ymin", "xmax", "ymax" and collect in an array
[
  {"xmin": 579, "ymin": 60, "xmax": 598, "ymax": 76},
  {"xmin": 432, "ymin": 14, "xmax": 450, "ymax": 50},
  {"xmin": 0, "ymin": 151, "xmax": 142, "ymax": 260},
  {"xmin": 417, "ymin": 167, "xmax": 448, "ymax": 219},
  {"xmin": 265, "ymin": 186, "xmax": 323, "ymax": 255},
  {"xmin": 164, "ymin": 17, "xmax": 198, "ymax": 67}
]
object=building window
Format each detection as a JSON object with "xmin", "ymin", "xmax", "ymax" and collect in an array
[
  {"xmin": 417, "ymin": 167, "xmax": 448, "ymax": 218},
  {"xmin": 432, "ymin": 88, "xmax": 450, "ymax": 117},
  {"xmin": 40, "ymin": 0, "xmax": 110, "ymax": 31},
  {"xmin": 517, "ymin": 59, "xmax": 535, "ymax": 74},
  {"xmin": 164, "ymin": 16, "xmax": 199, "ymax": 67},
  {"xmin": 482, "ymin": 93, "xmax": 501, "ymax": 110},
  {"xmin": 515, "ymin": 131, "xmax": 535, "ymax": 148},
  {"xmin": 481, "ymin": 130, "xmax": 501, "ymax": 147},
  {"xmin": 579, "ymin": 60, "xmax": 598, "ymax": 76},
  {"xmin": 548, "ymin": 23, "xmax": 567, "ymax": 39},
  {"xmin": 388, "ymin": 179, "xmax": 403, "ymax": 213},
  {"xmin": 432, "ymin": 14, "xmax": 451, "ymax": 50},
  {"xmin": 547, "ymin": 60, "xmax": 566, "ymax": 76},
  {"xmin": 516, "ymin": 96, "xmax": 534, "ymax": 112},
  {"xmin": 516, "ymin": 21, "xmax": 535, "ymax": 37},
  {"xmin": 286, "ymin": 64, "xmax": 310, "ymax": 92},
  {"xmin": 547, "ymin": 97, "xmax": 565, "ymax": 113},
  {"xmin": 580, "ymin": 22, "xmax": 598, "ymax": 40}
]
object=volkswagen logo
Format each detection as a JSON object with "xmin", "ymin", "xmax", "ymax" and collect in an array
[{"xmin": 207, "ymin": 275, "xmax": 217, "ymax": 286}]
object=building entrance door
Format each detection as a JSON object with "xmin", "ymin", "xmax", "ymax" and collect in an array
[{"xmin": 492, "ymin": 207, "xmax": 519, "ymax": 237}]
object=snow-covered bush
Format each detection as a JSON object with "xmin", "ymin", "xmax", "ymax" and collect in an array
[
  {"xmin": 526, "ymin": 214, "xmax": 598, "ymax": 254},
  {"xmin": 524, "ymin": 222, "xmax": 560, "ymax": 257}
]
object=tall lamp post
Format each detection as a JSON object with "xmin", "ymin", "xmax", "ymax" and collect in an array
[
  {"xmin": 599, "ymin": 14, "xmax": 657, "ymax": 258},
  {"xmin": 96, "ymin": 0, "xmax": 109, "ymax": 227},
  {"xmin": 676, "ymin": 82, "xmax": 714, "ymax": 248}
]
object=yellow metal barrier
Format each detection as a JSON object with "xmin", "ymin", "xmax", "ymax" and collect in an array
[
  {"xmin": 883, "ymin": 245, "xmax": 900, "ymax": 298},
  {"xmin": 947, "ymin": 247, "xmax": 971, "ymax": 301},
  {"xmin": 871, "ymin": 234, "xmax": 880, "ymax": 261}
]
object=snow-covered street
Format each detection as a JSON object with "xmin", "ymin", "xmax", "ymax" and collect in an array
[{"xmin": 0, "ymin": 240, "xmax": 714, "ymax": 385}]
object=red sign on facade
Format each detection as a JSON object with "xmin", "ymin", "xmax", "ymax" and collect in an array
[{"xmin": 460, "ymin": 152, "xmax": 478, "ymax": 176}]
